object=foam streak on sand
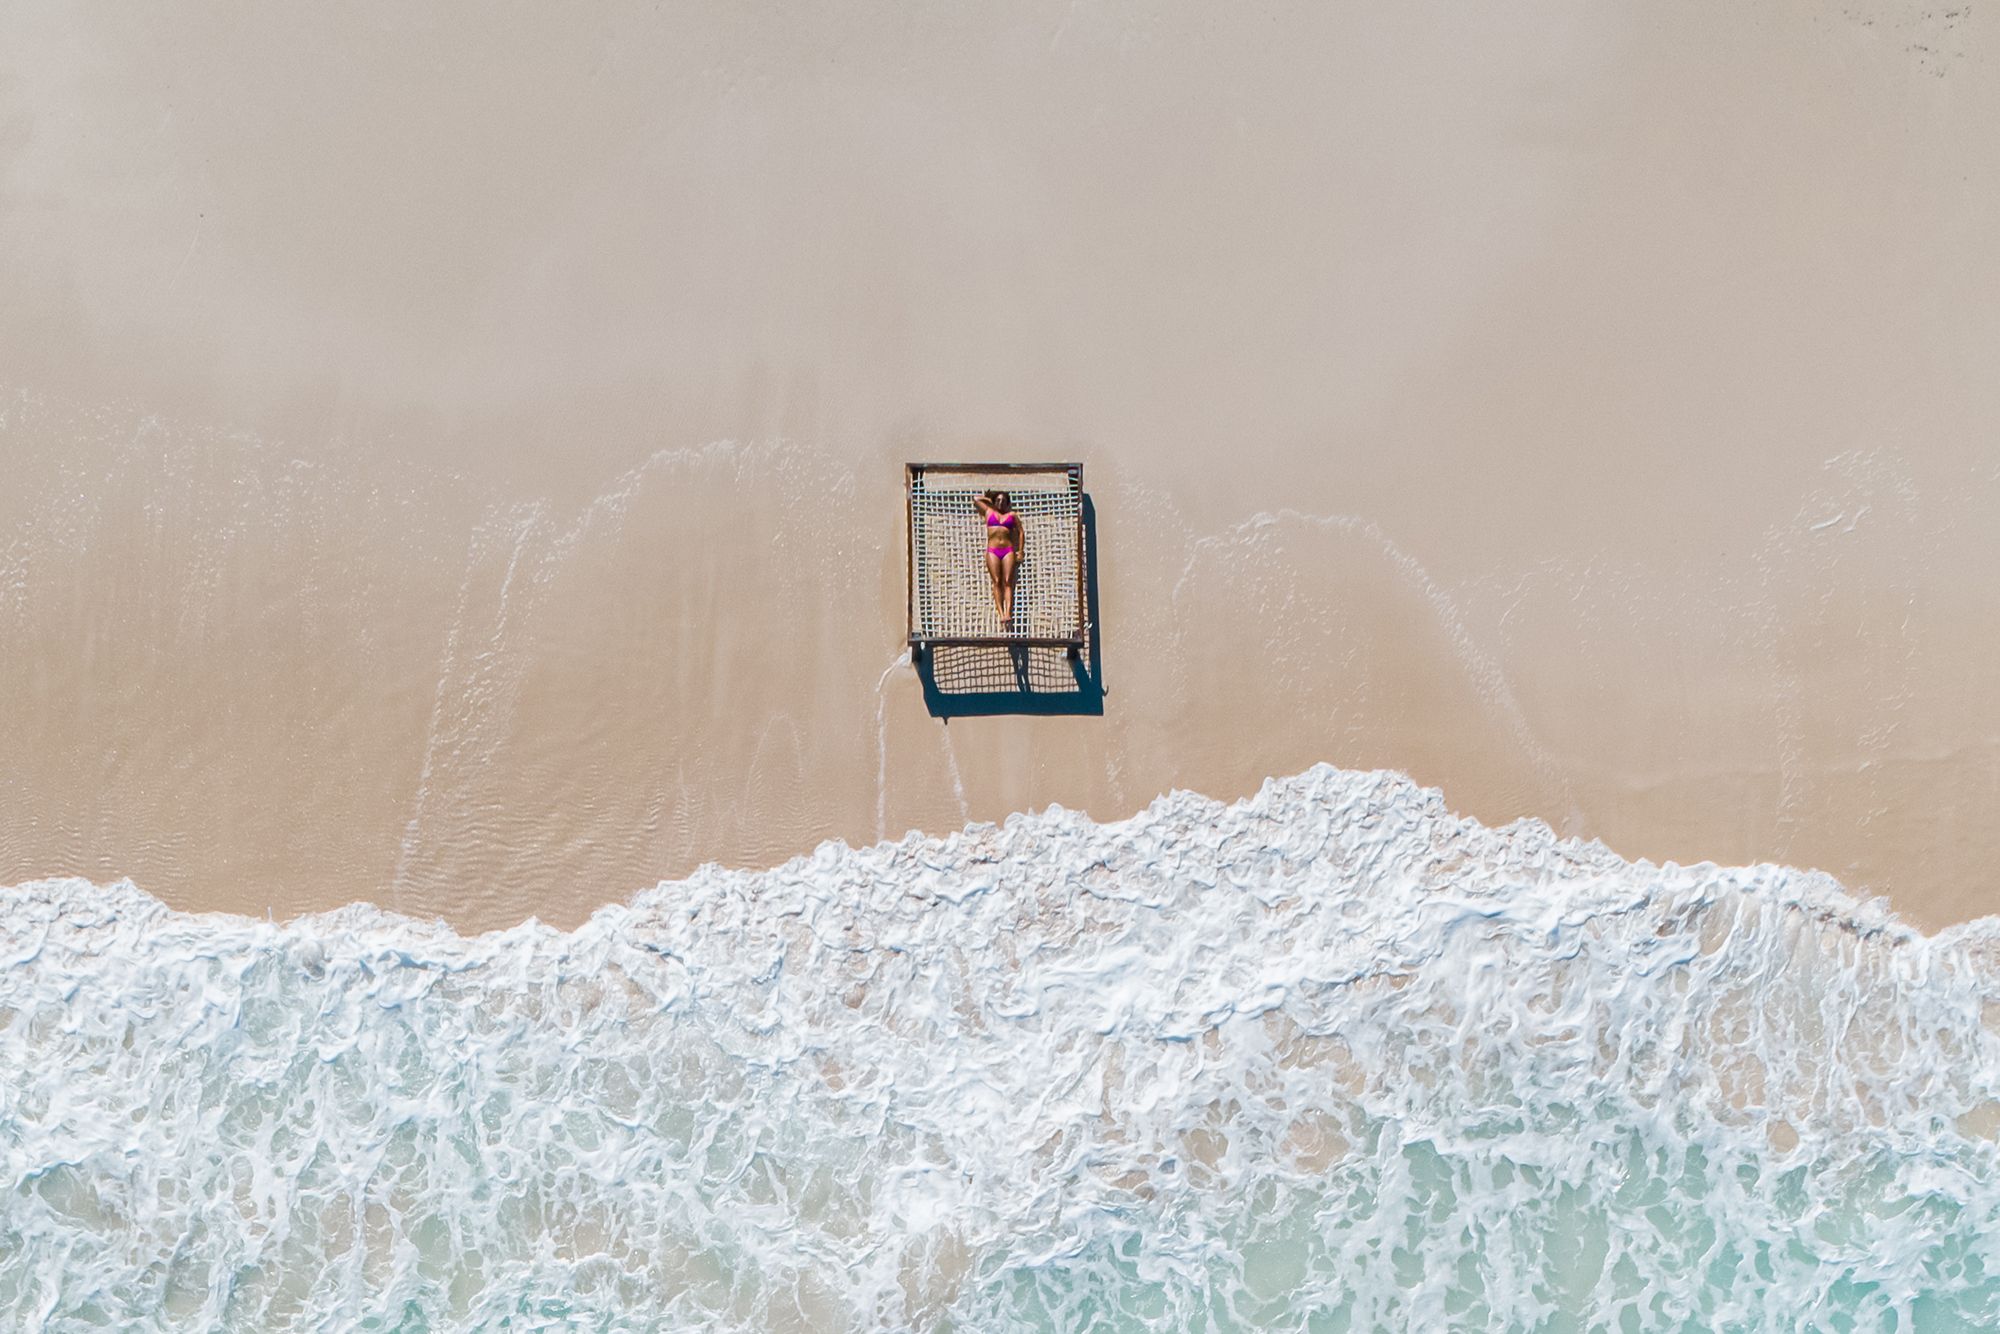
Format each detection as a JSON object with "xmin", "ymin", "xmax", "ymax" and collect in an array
[
  {"xmin": 4, "ymin": 765, "xmax": 2000, "ymax": 1329},
  {"xmin": 874, "ymin": 650, "xmax": 913, "ymax": 842}
]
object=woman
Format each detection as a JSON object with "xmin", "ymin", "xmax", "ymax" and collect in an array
[{"xmin": 974, "ymin": 489, "xmax": 1023, "ymax": 629}]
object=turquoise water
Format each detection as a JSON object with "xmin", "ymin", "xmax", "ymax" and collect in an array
[{"xmin": 3, "ymin": 766, "xmax": 1998, "ymax": 1330}]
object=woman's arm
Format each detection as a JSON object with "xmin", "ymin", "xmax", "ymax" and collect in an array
[{"xmin": 974, "ymin": 495, "xmax": 993, "ymax": 518}]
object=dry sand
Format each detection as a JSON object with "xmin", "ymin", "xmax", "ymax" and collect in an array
[{"xmin": 1, "ymin": 0, "xmax": 1996, "ymax": 932}]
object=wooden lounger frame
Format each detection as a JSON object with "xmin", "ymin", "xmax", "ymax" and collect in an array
[{"xmin": 904, "ymin": 462, "xmax": 1086, "ymax": 658}]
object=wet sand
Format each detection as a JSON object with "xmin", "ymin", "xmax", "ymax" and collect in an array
[{"xmin": 2, "ymin": 1, "xmax": 1995, "ymax": 931}]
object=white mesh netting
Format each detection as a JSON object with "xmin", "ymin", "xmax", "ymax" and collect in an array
[{"xmin": 908, "ymin": 469, "xmax": 1083, "ymax": 643}]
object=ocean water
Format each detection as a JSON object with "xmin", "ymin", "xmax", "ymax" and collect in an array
[{"xmin": 3, "ymin": 764, "xmax": 1998, "ymax": 1331}]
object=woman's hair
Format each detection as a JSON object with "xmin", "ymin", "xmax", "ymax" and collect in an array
[{"xmin": 994, "ymin": 490, "xmax": 1011, "ymax": 509}]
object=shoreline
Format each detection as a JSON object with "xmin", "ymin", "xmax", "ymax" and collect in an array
[
  {"xmin": 2, "ymin": 758, "xmax": 1954, "ymax": 949},
  {"xmin": 1, "ymin": 757, "xmax": 1974, "ymax": 954}
]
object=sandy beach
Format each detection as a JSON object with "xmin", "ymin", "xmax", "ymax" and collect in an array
[
  {"xmin": 2, "ymin": 0, "xmax": 1996, "ymax": 932},
  {"xmin": 9, "ymin": 7, "xmax": 2000, "ymax": 1328}
]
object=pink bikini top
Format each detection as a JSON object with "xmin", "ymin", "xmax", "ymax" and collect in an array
[{"xmin": 985, "ymin": 511, "xmax": 1018, "ymax": 529}]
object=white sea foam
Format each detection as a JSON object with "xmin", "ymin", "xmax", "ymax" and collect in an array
[{"xmin": 4, "ymin": 764, "xmax": 2000, "ymax": 1330}]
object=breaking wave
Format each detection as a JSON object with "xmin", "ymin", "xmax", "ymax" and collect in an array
[{"xmin": 4, "ymin": 764, "xmax": 1999, "ymax": 1330}]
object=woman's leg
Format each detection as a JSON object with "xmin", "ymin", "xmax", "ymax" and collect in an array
[
  {"xmin": 985, "ymin": 551, "xmax": 1005, "ymax": 618},
  {"xmin": 1000, "ymin": 551, "xmax": 1020, "ymax": 623}
]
